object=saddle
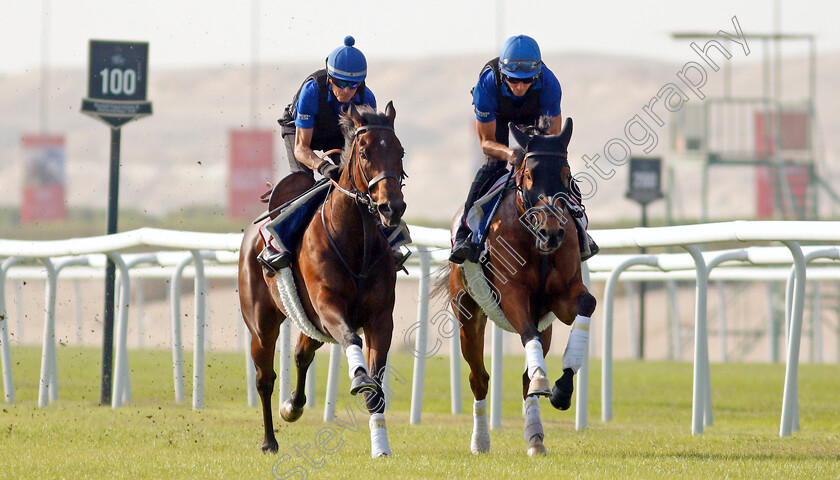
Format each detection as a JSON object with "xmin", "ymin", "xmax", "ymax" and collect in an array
[
  {"xmin": 261, "ymin": 172, "xmax": 331, "ymax": 254},
  {"xmin": 264, "ymin": 172, "xmax": 318, "ymax": 220}
]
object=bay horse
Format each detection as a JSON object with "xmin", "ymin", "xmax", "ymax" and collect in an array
[
  {"xmin": 445, "ymin": 118, "xmax": 596, "ymax": 456},
  {"xmin": 238, "ymin": 102, "xmax": 406, "ymax": 457}
]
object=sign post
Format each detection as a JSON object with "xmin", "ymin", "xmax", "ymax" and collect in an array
[
  {"xmin": 81, "ymin": 40, "xmax": 152, "ymax": 406},
  {"xmin": 626, "ymin": 157, "xmax": 664, "ymax": 359}
]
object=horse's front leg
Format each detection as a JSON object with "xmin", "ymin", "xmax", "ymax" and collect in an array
[
  {"xmin": 279, "ymin": 332, "xmax": 323, "ymax": 422},
  {"xmin": 363, "ymin": 316, "xmax": 394, "ymax": 458},
  {"xmin": 550, "ymin": 288, "xmax": 597, "ymax": 411},
  {"xmin": 318, "ymin": 296, "xmax": 378, "ymax": 395},
  {"xmin": 519, "ymin": 324, "xmax": 552, "ymax": 456},
  {"xmin": 501, "ymin": 287, "xmax": 551, "ymax": 398},
  {"xmin": 502, "ymin": 290, "xmax": 551, "ymax": 455}
]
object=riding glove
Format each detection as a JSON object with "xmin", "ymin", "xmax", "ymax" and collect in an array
[{"xmin": 318, "ymin": 162, "xmax": 341, "ymax": 181}]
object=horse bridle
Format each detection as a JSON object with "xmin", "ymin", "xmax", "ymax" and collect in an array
[
  {"xmin": 515, "ymin": 150, "xmax": 572, "ymax": 217},
  {"xmin": 321, "ymin": 123, "xmax": 404, "ymax": 281},
  {"xmin": 330, "ymin": 125, "xmax": 404, "ymax": 214}
]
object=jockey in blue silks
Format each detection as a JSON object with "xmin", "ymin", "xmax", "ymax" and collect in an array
[
  {"xmin": 259, "ymin": 36, "xmax": 409, "ymax": 276},
  {"xmin": 449, "ymin": 34, "xmax": 598, "ymax": 264}
]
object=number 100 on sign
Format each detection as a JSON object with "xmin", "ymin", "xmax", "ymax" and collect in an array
[
  {"xmin": 88, "ymin": 40, "xmax": 148, "ymax": 102},
  {"xmin": 99, "ymin": 68, "xmax": 137, "ymax": 96}
]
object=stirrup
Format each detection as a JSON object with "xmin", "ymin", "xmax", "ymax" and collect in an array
[
  {"xmin": 258, "ymin": 247, "xmax": 291, "ymax": 277},
  {"xmin": 450, "ymin": 239, "xmax": 478, "ymax": 264},
  {"xmin": 581, "ymin": 236, "xmax": 599, "ymax": 262}
]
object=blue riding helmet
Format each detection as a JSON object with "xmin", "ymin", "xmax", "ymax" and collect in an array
[
  {"xmin": 499, "ymin": 35, "xmax": 542, "ymax": 79},
  {"xmin": 326, "ymin": 36, "xmax": 367, "ymax": 82}
]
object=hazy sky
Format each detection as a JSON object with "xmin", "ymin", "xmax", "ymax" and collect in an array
[{"xmin": 2, "ymin": 0, "xmax": 838, "ymax": 75}]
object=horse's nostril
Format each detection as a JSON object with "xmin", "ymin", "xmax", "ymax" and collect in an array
[{"xmin": 378, "ymin": 203, "xmax": 393, "ymax": 218}]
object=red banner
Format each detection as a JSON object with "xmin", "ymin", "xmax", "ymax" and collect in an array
[
  {"xmin": 754, "ymin": 112, "xmax": 811, "ymax": 218},
  {"xmin": 21, "ymin": 134, "xmax": 66, "ymax": 223},
  {"xmin": 754, "ymin": 111, "xmax": 810, "ymax": 156},
  {"xmin": 756, "ymin": 165, "xmax": 810, "ymax": 219},
  {"xmin": 228, "ymin": 130, "xmax": 274, "ymax": 219}
]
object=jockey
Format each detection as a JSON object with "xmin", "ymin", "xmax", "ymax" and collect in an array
[
  {"xmin": 260, "ymin": 36, "xmax": 374, "ymax": 273},
  {"xmin": 260, "ymin": 36, "xmax": 409, "ymax": 275},
  {"xmin": 449, "ymin": 34, "xmax": 599, "ymax": 264}
]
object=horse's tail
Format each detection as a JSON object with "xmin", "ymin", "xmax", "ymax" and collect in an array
[{"xmin": 428, "ymin": 263, "xmax": 451, "ymax": 303}]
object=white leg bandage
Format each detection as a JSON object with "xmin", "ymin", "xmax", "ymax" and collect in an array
[
  {"xmin": 523, "ymin": 395, "xmax": 544, "ymax": 443},
  {"xmin": 369, "ymin": 413, "xmax": 391, "ymax": 457},
  {"xmin": 525, "ymin": 339, "xmax": 547, "ymax": 379},
  {"xmin": 345, "ymin": 344, "xmax": 369, "ymax": 379},
  {"xmin": 563, "ymin": 315, "xmax": 591, "ymax": 373},
  {"xmin": 471, "ymin": 399, "xmax": 490, "ymax": 453}
]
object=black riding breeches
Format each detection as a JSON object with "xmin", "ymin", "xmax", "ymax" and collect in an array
[
  {"xmin": 283, "ymin": 133, "xmax": 312, "ymax": 178},
  {"xmin": 457, "ymin": 159, "xmax": 507, "ymax": 233}
]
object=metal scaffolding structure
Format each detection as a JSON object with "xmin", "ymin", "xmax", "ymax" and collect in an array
[{"xmin": 668, "ymin": 32, "xmax": 838, "ymax": 221}]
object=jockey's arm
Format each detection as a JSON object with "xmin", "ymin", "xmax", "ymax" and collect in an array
[
  {"xmin": 547, "ymin": 114, "xmax": 563, "ymax": 135},
  {"xmin": 476, "ymin": 119, "xmax": 519, "ymax": 165},
  {"xmin": 293, "ymin": 127, "xmax": 330, "ymax": 171}
]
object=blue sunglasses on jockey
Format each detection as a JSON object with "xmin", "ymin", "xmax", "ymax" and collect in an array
[
  {"xmin": 329, "ymin": 76, "xmax": 360, "ymax": 89},
  {"xmin": 500, "ymin": 58, "xmax": 541, "ymax": 74}
]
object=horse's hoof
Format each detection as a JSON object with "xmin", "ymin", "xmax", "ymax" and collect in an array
[
  {"xmin": 262, "ymin": 439, "xmax": 279, "ymax": 454},
  {"xmin": 527, "ymin": 444, "xmax": 547, "ymax": 456},
  {"xmin": 527, "ymin": 373, "xmax": 551, "ymax": 397},
  {"xmin": 280, "ymin": 398, "xmax": 304, "ymax": 422},
  {"xmin": 549, "ymin": 368, "xmax": 575, "ymax": 411},
  {"xmin": 527, "ymin": 434, "xmax": 547, "ymax": 456},
  {"xmin": 350, "ymin": 373, "xmax": 377, "ymax": 395}
]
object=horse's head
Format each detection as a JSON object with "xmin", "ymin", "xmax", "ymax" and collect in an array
[
  {"xmin": 340, "ymin": 102, "xmax": 407, "ymax": 228},
  {"xmin": 510, "ymin": 117, "xmax": 574, "ymax": 255}
]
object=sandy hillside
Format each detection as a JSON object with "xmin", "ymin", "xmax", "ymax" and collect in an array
[{"xmin": 2, "ymin": 51, "xmax": 840, "ymax": 224}]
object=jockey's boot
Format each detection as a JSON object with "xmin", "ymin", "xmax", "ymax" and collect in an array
[
  {"xmin": 393, "ymin": 248, "xmax": 411, "ymax": 271},
  {"xmin": 573, "ymin": 215, "xmax": 599, "ymax": 262},
  {"xmin": 583, "ymin": 234, "xmax": 600, "ymax": 262},
  {"xmin": 567, "ymin": 173, "xmax": 598, "ymax": 261},
  {"xmin": 257, "ymin": 245, "xmax": 291, "ymax": 278},
  {"xmin": 449, "ymin": 223, "xmax": 478, "ymax": 264},
  {"xmin": 380, "ymin": 222, "xmax": 412, "ymax": 272}
]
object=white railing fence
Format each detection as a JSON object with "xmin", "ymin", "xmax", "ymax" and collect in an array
[{"xmin": 1, "ymin": 222, "xmax": 839, "ymax": 438}]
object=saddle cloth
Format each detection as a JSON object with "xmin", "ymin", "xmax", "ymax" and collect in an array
[{"xmin": 464, "ymin": 175, "xmax": 509, "ymax": 244}]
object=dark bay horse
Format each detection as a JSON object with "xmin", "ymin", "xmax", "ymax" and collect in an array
[
  {"xmin": 238, "ymin": 102, "xmax": 406, "ymax": 457},
  {"xmin": 446, "ymin": 118, "xmax": 596, "ymax": 455}
]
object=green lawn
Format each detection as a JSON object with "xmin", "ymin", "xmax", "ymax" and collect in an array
[{"xmin": 1, "ymin": 346, "xmax": 838, "ymax": 479}]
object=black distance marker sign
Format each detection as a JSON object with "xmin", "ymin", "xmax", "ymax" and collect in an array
[{"xmin": 81, "ymin": 40, "xmax": 153, "ymax": 129}]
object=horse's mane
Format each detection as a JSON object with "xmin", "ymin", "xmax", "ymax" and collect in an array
[{"xmin": 338, "ymin": 105, "xmax": 392, "ymax": 166}]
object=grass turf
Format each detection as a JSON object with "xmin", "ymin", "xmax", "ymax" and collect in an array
[{"xmin": 1, "ymin": 346, "xmax": 839, "ymax": 479}]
